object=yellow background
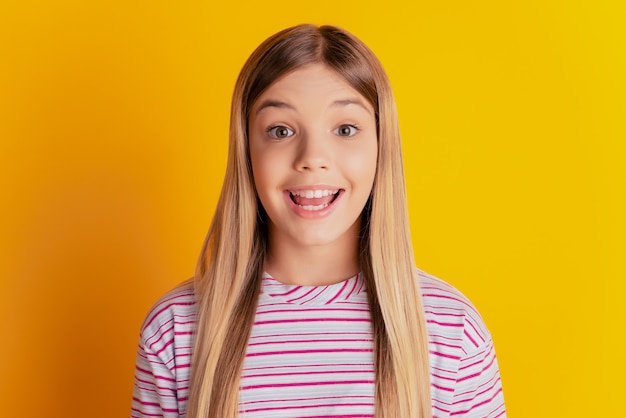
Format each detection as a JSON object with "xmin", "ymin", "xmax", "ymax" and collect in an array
[{"xmin": 1, "ymin": 1, "xmax": 624, "ymax": 417}]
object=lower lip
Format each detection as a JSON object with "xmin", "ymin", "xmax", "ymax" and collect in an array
[{"xmin": 284, "ymin": 190, "xmax": 343, "ymax": 219}]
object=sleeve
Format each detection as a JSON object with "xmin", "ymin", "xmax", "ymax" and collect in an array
[
  {"xmin": 130, "ymin": 330, "xmax": 180, "ymax": 418},
  {"xmin": 449, "ymin": 338, "xmax": 506, "ymax": 417}
]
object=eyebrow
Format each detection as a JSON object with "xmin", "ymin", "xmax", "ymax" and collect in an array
[
  {"xmin": 254, "ymin": 97, "xmax": 372, "ymax": 115},
  {"xmin": 254, "ymin": 100, "xmax": 296, "ymax": 114},
  {"xmin": 330, "ymin": 99, "xmax": 372, "ymax": 114}
]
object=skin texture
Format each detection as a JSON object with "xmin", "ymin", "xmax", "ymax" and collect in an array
[{"xmin": 248, "ymin": 64, "xmax": 378, "ymax": 286}]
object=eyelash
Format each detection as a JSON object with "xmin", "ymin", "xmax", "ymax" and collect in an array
[
  {"xmin": 266, "ymin": 124, "xmax": 360, "ymax": 139},
  {"xmin": 266, "ymin": 125, "xmax": 294, "ymax": 139},
  {"xmin": 335, "ymin": 124, "xmax": 359, "ymax": 138}
]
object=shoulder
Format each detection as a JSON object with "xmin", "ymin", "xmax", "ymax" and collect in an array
[
  {"xmin": 132, "ymin": 281, "xmax": 196, "ymax": 417},
  {"xmin": 138, "ymin": 280, "xmax": 197, "ymax": 354},
  {"xmin": 416, "ymin": 268, "xmax": 491, "ymax": 353},
  {"xmin": 417, "ymin": 269, "xmax": 506, "ymax": 416}
]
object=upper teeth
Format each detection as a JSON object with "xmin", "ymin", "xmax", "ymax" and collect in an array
[{"xmin": 291, "ymin": 189, "xmax": 338, "ymax": 198}]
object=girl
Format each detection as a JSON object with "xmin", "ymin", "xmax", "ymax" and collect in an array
[{"xmin": 132, "ymin": 24, "xmax": 506, "ymax": 418}]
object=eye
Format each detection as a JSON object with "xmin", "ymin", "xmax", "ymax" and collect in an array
[
  {"xmin": 335, "ymin": 124, "xmax": 358, "ymax": 137},
  {"xmin": 267, "ymin": 125, "xmax": 294, "ymax": 139}
]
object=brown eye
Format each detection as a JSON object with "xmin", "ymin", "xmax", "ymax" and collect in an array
[
  {"xmin": 335, "ymin": 124, "xmax": 358, "ymax": 137},
  {"xmin": 268, "ymin": 125, "xmax": 294, "ymax": 139}
]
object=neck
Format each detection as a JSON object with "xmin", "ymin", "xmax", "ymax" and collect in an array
[{"xmin": 264, "ymin": 226, "xmax": 361, "ymax": 286}]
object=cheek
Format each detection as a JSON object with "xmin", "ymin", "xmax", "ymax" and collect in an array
[
  {"xmin": 343, "ymin": 146, "xmax": 378, "ymax": 188},
  {"xmin": 250, "ymin": 140, "xmax": 267, "ymax": 182},
  {"xmin": 250, "ymin": 157, "xmax": 269, "ymax": 194},
  {"xmin": 250, "ymin": 147, "xmax": 281, "ymax": 201}
]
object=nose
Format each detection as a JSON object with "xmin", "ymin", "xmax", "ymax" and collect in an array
[{"xmin": 294, "ymin": 132, "xmax": 330, "ymax": 171}]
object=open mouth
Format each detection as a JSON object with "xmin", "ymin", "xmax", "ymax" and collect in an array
[{"xmin": 289, "ymin": 189, "xmax": 342, "ymax": 211}]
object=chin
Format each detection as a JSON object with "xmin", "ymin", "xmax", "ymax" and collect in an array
[{"xmin": 292, "ymin": 225, "xmax": 356, "ymax": 249}]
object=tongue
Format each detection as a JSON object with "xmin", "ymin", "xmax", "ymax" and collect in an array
[{"xmin": 291, "ymin": 194, "xmax": 335, "ymax": 206}]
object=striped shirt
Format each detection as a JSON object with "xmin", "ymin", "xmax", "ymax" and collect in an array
[{"xmin": 131, "ymin": 270, "xmax": 506, "ymax": 417}]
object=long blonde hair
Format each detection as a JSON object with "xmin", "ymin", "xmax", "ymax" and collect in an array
[{"xmin": 188, "ymin": 24, "xmax": 432, "ymax": 418}]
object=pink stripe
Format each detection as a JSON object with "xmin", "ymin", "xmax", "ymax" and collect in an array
[
  {"xmin": 428, "ymin": 333, "xmax": 464, "ymax": 343},
  {"xmin": 144, "ymin": 298, "xmax": 195, "ymax": 330},
  {"xmin": 493, "ymin": 408, "xmax": 507, "ymax": 417},
  {"xmin": 241, "ymin": 378, "xmax": 374, "ymax": 390},
  {"xmin": 421, "ymin": 292, "xmax": 479, "ymax": 316},
  {"xmin": 464, "ymin": 329, "xmax": 478, "ymax": 347},
  {"xmin": 424, "ymin": 309, "xmax": 465, "ymax": 318},
  {"xmin": 135, "ymin": 366, "xmax": 176, "ymax": 383},
  {"xmin": 134, "ymin": 379, "xmax": 178, "ymax": 395},
  {"xmin": 430, "ymin": 340, "xmax": 462, "ymax": 350},
  {"xmin": 135, "ymin": 376, "xmax": 176, "ymax": 398},
  {"xmin": 256, "ymin": 307, "xmax": 369, "ymax": 315},
  {"xmin": 131, "ymin": 397, "xmax": 178, "ymax": 412},
  {"xmin": 426, "ymin": 319, "xmax": 464, "ymax": 328},
  {"xmin": 458, "ymin": 358, "xmax": 496, "ymax": 383},
  {"xmin": 249, "ymin": 331, "xmax": 371, "ymax": 339},
  {"xmin": 465, "ymin": 317, "xmax": 486, "ymax": 345},
  {"xmin": 242, "ymin": 398, "xmax": 374, "ymax": 415},
  {"xmin": 326, "ymin": 280, "xmax": 349, "ymax": 304},
  {"xmin": 431, "ymin": 372, "xmax": 456, "ymax": 382},
  {"xmin": 286, "ymin": 286, "xmax": 318, "ymax": 302},
  {"xmin": 246, "ymin": 348, "xmax": 373, "ymax": 357},
  {"xmin": 305, "ymin": 415, "xmax": 373, "ymax": 418},
  {"xmin": 145, "ymin": 322, "xmax": 174, "ymax": 348},
  {"xmin": 458, "ymin": 346, "xmax": 495, "ymax": 373},
  {"xmin": 432, "ymin": 403, "xmax": 452, "ymax": 413},
  {"xmin": 240, "ymin": 395, "xmax": 374, "ymax": 411},
  {"xmin": 248, "ymin": 338, "xmax": 372, "ymax": 347},
  {"xmin": 294, "ymin": 287, "xmax": 328, "ymax": 304},
  {"xmin": 268, "ymin": 285, "xmax": 301, "ymax": 297},
  {"xmin": 452, "ymin": 376, "xmax": 502, "ymax": 404},
  {"xmin": 173, "ymin": 363, "xmax": 190, "ymax": 370},
  {"xmin": 335, "ymin": 300, "xmax": 368, "ymax": 306},
  {"xmin": 131, "ymin": 407, "xmax": 176, "ymax": 417},
  {"xmin": 242, "ymin": 368, "xmax": 374, "ymax": 379},
  {"xmin": 450, "ymin": 388, "xmax": 503, "ymax": 415},
  {"xmin": 431, "ymin": 382, "xmax": 454, "ymax": 392},
  {"xmin": 429, "ymin": 350, "xmax": 462, "ymax": 360},
  {"xmin": 242, "ymin": 395, "xmax": 374, "ymax": 408},
  {"xmin": 154, "ymin": 337, "xmax": 175, "ymax": 356},
  {"xmin": 431, "ymin": 364, "xmax": 456, "ymax": 373},
  {"xmin": 344, "ymin": 274, "xmax": 361, "ymax": 300},
  {"xmin": 243, "ymin": 362, "xmax": 373, "ymax": 372},
  {"xmin": 305, "ymin": 416, "xmax": 372, "ymax": 418},
  {"xmin": 254, "ymin": 317, "xmax": 370, "ymax": 326}
]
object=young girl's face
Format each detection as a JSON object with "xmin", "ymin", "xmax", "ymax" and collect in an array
[{"xmin": 248, "ymin": 64, "xmax": 378, "ymax": 251}]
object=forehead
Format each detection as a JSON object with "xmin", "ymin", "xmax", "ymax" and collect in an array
[{"xmin": 252, "ymin": 64, "xmax": 373, "ymax": 115}]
